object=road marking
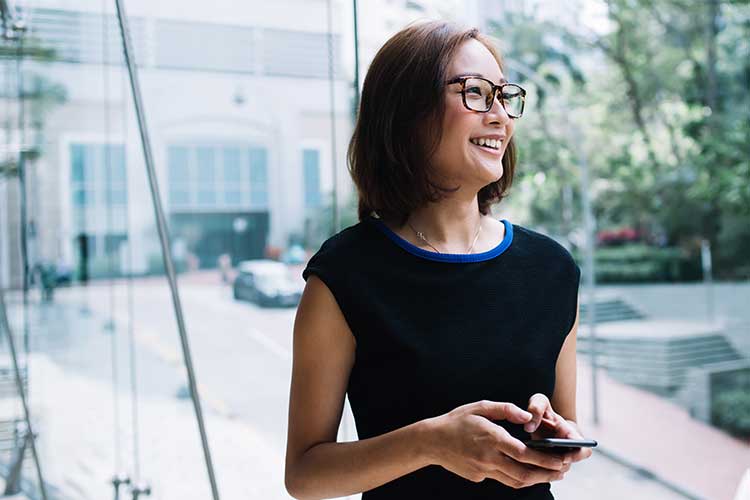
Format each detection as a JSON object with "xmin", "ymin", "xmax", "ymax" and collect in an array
[
  {"xmin": 242, "ymin": 325, "xmax": 291, "ymax": 361},
  {"xmin": 187, "ymin": 292, "xmax": 293, "ymax": 361}
]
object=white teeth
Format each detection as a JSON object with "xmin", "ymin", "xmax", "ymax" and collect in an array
[{"xmin": 471, "ymin": 137, "xmax": 501, "ymax": 149}]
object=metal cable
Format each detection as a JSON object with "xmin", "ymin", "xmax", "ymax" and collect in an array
[
  {"xmin": 102, "ymin": 0, "xmax": 123, "ymax": 476},
  {"xmin": 15, "ymin": 12, "xmax": 31, "ymax": 405},
  {"xmin": 326, "ymin": 0, "xmax": 339, "ymax": 235},
  {"xmin": 121, "ymin": 37, "xmax": 142, "ymax": 483}
]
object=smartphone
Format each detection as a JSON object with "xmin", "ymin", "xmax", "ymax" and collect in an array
[{"xmin": 524, "ymin": 438, "xmax": 598, "ymax": 453}]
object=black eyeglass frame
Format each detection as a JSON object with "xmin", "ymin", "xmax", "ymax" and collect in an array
[{"xmin": 446, "ymin": 76, "xmax": 527, "ymax": 118}]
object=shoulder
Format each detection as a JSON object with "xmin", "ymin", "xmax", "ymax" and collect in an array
[
  {"xmin": 310, "ymin": 219, "xmax": 372, "ymax": 258},
  {"xmin": 302, "ymin": 218, "xmax": 373, "ymax": 280},
  {"xmin": 511, "ymin": 223, "xmax": 580, "ymax": 277}
]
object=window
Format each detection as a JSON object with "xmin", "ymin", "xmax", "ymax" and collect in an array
[
  {"xmin": 223, "ymin": 147, "xmax": 242, "ymax": 206},
  {"xmin": 156, "ymin": 20, "xmax": 255, "ymax": 73},
  {"xmin": 302, "ymin": 148, "xmax": 322, "ymax": 208},
  {"xmin": 167, "ymin": 145, "xmax": 269, "ymax": 211},
  {"xmin": 69, "ymin": 143, "xmax": 128, "ymax": 255},
  {"xmin": 261, "ymin": 29, "xmax": 341, "ymax": 78},
  {"xmin": 196, "ymin": 147, "xmax": 217, "ymax": 206},
  {"xmin": 168, "ymin": 146, "xmax": 191, "ymax": 206},
  {"xmin": 249, "ymin": 148, "xmax": 268, "ymax": 208}
]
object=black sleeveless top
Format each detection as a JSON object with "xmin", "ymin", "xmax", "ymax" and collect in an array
[{"xmin": 302, "ymin": 214, "xmax": 581, "ymax": 499}]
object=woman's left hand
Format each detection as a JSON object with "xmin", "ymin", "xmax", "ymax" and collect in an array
[{"xmin": 524, "ymin": 393, "xmax": 593, "ymax": 466}]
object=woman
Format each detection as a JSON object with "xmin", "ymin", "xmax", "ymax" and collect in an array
[{"xmin": 285, "ymin": 20, "xmax": 592, "ymax": 499}]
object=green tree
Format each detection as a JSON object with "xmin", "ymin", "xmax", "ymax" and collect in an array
[
  {"xmin": 487, "ymin": 11, "xmax": 588, "ymax": 237},
  {"xmin": 586, "ymin": 0, "xmax": 749, "ymax": 277},
  {"xmin": 495, "ymin": 0, "xmax": 749, "ymax": 278}
]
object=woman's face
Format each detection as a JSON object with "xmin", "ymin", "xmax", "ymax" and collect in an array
[{"xmin": 430, "ymin": 39, "xmax": 515, "ymax": 191}]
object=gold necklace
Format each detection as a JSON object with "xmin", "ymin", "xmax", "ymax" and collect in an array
[{"xmin": 406, "ymin": 217, "xmax": 483, "ymax": 254}]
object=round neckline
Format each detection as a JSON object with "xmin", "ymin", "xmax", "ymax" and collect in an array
[{"xmin": 369, "ymin": 215, "xmax": 514, "ymax": 263}]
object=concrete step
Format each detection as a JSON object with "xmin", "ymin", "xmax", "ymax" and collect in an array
[
  {"xmin": 577, "ymin": 320, "xmax": 744, "ymax": 393},
  {"xmin": 579, "ymin": 297, "xmax": 647, "ymax": 323}
]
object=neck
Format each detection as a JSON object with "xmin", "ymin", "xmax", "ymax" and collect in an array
[{"xmin": 404, "ymin": 198, "xmax": 485, "ymax": 252}]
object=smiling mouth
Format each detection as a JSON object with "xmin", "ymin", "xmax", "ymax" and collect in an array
[
  {"xmin": 469, "ymin": 137, "xmax": 505, "ymax": 151},
  {"xmin": 469, "ymin": 138, "xmax": 503, "ymax": 152}
]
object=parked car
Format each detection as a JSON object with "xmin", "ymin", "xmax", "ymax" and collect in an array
[{"xmin": 232, "ymin": 259, "xmax": 303, "ymax": 307}]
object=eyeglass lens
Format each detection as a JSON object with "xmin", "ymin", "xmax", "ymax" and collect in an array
[{"xmin": 464, "ymin": 78, "xmax": 524, "ymax": 117}]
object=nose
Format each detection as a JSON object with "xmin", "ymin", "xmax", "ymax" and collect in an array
[{"xmin": 485, "ymin": 90, "xmax": 512, "ymax": 124}]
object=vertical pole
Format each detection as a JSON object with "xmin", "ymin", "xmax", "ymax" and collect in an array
[
  {"xmin": 112, "ymin": 1, "xmax": 221, "ymax": 498},
  {"xmin": 0, "ymin": 288, "xmax": 48, "ymax": 500},
  {"xmin": 326, "ymin": 0, "xmax": 339, "ymax": 235},
  {"xmin": 352, "ymin": 0, "xmax": 360, "ymax": 121},
  {"xmin": 701, "ymin": 239, "xmax": 714, "ymax": 323},
  {"xmin": 575, "ymin": 124, "xmax": 600, "ymax": 426},
  {"xmin": 15, "ymin": 19, "xmax": 31, "ymax": 380},
  {"xmin": 327, "ymin": 3, "xmax": 351, "ymax": 485}
]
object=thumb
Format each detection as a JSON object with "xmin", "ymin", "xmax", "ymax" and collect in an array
[{"xmin": 473, "ymin": 400, "xmax": 533, "ymax": 424}]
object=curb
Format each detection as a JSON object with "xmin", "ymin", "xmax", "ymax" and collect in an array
[{"xmin": 596, "ymin": 445, "xmax": 707, "ymax": 500}]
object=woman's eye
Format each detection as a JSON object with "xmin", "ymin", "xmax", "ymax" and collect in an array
[{"xmin": 466, "ymin": 86, "xmax": 483, "ymax": 96}]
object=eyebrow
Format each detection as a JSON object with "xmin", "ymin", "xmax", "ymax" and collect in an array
[{"xmin": 451, "ymin": 72, "xmax": 509, "ymax": 84}]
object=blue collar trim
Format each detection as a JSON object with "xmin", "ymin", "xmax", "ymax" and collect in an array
[{"xmin": 370, "ymin": 216, "xmax": 514, "ymax": 263}]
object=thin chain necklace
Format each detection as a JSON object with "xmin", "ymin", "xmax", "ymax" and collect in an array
[{"xmin": 406, "ymin": 216, "xmax": 483, "ymax": 254}]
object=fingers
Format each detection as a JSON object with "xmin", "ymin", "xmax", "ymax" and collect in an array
[
  {"xmin": 492, "ymin": 454, "xmax": 566, "ymax": 488},
  {"xmin": 483, "ymin": 468, "xmax": 519, "ymax": 487},
  {"xmin": 545, "ymin": 420, "xmax": 596, "ymax": 463},
  {"xmin": 496, "ymin": 434, "xmax": 566, "ymax": 472},
  {"xmin": 525, "ymin": 393, "xmax": 554, "ymax": 433},
  {"xmin": 564, "ymin": 446, "xmax": 593, "ymax": 464},
  {"xmin": 529, "ymin": 415, "xmax": 561, "ymax": 440},
  {"xmin": 486, "ymin": 466, "xmax": 565, "ymax": 490},
  {"xmin": 472, "ymin": 400, "xmax": 534, "ymax": 425},
  {"xmin": 553, "ymin": 418, "xmax": 579, "ymax": 439}
]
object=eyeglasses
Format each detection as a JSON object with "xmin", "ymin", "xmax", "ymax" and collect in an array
[{"xmin": 447, "ymin": 76, "xmax": 526, "ymax": 118}]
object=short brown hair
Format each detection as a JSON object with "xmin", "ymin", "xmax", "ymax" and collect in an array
[{"xmin": 347, "ymin": 20, "xmax": 517, "ymax": 226}]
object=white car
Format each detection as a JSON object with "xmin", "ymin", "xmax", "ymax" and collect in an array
[{"xmin": 233, "ymin": 259, "xmax": 303, "ymax": 307}]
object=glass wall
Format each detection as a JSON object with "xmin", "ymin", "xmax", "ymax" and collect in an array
[{"xmin": 0, "ymin": 1, "xmax": 748, "ymax": 500}]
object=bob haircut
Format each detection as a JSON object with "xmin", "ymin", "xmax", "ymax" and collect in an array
[{"xmin": 347, "ymin": 20, "xmax": 517, "ymax": 226}]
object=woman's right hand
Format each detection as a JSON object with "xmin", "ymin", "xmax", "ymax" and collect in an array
[{"xmin": 425, "ymin": 400, "xmax": 571, "ymax": 489}]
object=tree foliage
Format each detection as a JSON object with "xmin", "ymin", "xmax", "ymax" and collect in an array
[{"xmin": 492, "ymin": 0, "xmax": 749, "ymax": 278}]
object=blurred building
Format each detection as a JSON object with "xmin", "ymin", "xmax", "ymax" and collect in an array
[{"xmin": 1, "ymin": 0, "xmax": 352, "ymax": 284}]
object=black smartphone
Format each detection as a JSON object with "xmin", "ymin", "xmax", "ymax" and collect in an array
[{"xmin": 524, "ymin": 438, "xmax": 598, "ymax": 453}]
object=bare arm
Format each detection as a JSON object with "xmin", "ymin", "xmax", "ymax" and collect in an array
[
  {"xmin": 551, "ymin": 296, "xmax": 579, "ymax": 422},
  {"xmin": 287, "ymin": 419, "xmax": 437, "ymax": 499},
  {"xmin": 284, "ymin": 275, "xmax": 437, "ymax": 499},
  {"xmin": 548, "ymin": 296, "xmax": 592, "ymax": 461}
]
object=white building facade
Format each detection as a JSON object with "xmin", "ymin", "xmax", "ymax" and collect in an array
[{"xmin": 1, "ymin": 0, "xmax": 352, "ymax": 283}]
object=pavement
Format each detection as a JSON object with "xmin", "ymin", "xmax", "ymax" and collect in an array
[{"xmin": 575, "ymin": 360, "xmax": 750, "ymax": 500}]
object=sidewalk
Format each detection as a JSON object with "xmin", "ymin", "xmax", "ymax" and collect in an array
[
  {"xmin": 575, "ymin": 360, "xmax": 750, "ymax": 500},
  {"xmin": 25, "ymin": 353, "xmax": 292, "ymax": 500}
]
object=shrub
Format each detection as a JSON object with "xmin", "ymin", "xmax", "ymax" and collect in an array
[
  {"xmin": 713, "ymin": 389, "xmax": 750, "ymax": 438},
  {"xmin": 712, "ymin": 370, "xmax": 750, "ymax": 438},
  {"xmin": 571, "ymin": 244, "xmax": 696, "ymax": 282}
]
